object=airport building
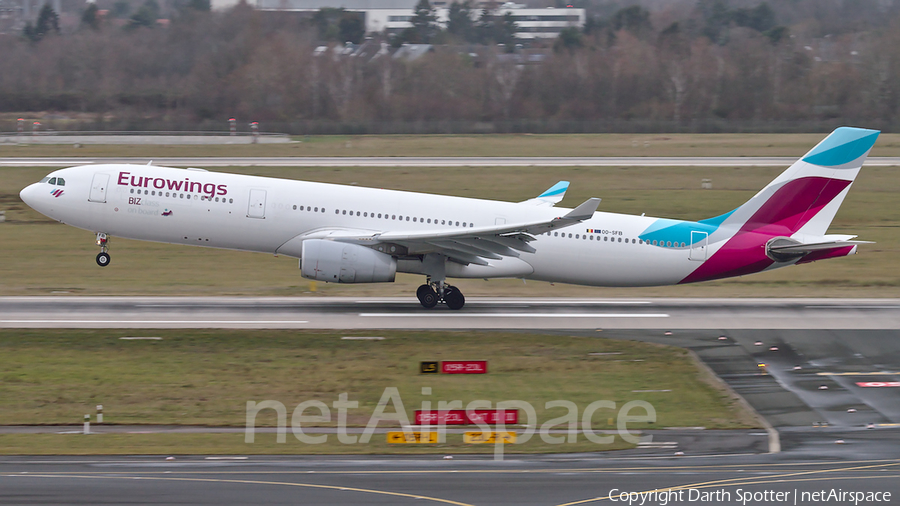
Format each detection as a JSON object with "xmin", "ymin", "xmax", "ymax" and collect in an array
[{"xmin": 218, "ymin": 0, "xmax": 585, "ymax": 40}]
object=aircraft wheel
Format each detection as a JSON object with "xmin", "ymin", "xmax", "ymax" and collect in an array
[
  {"xmin": 444, "ymin": 286, "xmax": 465, "ymax": 310},
  {"xmin": 417, "ymin": 284, "xmax": 438, "ymax": 308},
  {"xmin": 96, "ymin": 252, "xmax": 111, "ymax": 267}
]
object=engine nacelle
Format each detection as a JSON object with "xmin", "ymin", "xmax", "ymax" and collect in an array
[{"xmin": 300, "ymin": 239, "xmax": 396, "ymax": 283}]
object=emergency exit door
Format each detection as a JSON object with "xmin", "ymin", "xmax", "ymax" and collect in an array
[
  {"xmin": 89, "ymin": 173, "xmax": 110, "ymax": 203},
  {"xmin": 689, "ymin": 231, "xmax": 708, "ymax": 261},
  {"xmin": 247, "ymin": 189, "xmax": 267, "ymax": 219}
]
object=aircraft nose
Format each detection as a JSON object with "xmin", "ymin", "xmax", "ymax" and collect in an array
[{"xmin": 19, "ymin": 183, "xmax": 39, "ymax": 208}]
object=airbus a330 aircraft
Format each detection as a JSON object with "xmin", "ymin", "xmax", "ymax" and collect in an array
[{"xmin": 19, "ymin": 127, "xmax": 878, "ymax": 310}]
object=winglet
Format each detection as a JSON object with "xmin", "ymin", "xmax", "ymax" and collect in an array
[
  {"xmin": 562, "ymin": 198, "xmax": 601, "ymax": 221},
  {"xmin": 520, "ymin": 181, "xmax": 570, "ymax": 207}
]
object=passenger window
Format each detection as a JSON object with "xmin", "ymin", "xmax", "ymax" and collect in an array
[
  {"xmin": 315, "ymin": 207, "xmax": 319, "ymax": 212},
  {"xmin": 356, "ymin": 211, "xmax": 360, "ymax": 216},
  {"xmin": 427, "ymin": 219, "xmax": 431, "ymax": 223},
  {"xmin": 229, "ymin": 199, "xmax": 233, "ymax": 203},
  {"xmin": 56, "ymin": 178, "xmax": 65, "ymax": 186},
  {"xmin": 455, "ymin": 221, "xmax": 459, "ymax": 226},
  {"xmin": 604, "ymin": 236, "xmax": 608, "ymax": 242},
  {"xmin": 406, "ymin": 217, "xmax": 410, "ymax": 221},
  {"xmin": 442, "ymin": 220, "xmax": 446, "ymax": 225}
]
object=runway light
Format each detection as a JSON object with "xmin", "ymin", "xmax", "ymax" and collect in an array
[
  {"xmin": 868, "ymin": 423, "xmax": 875, "ymax": 429},
  {"xmin": 793, "ymin": 365, "xmax": 802, "ymax": 370},
  {"xmin": 769, "ymin": 346, "xmax": 779, "ymax": 351},
  {"xmin": 664, "ymin": 331, "xmax": 672, "ymax": 336},
  {"xmin": 443, "ymin": 455, "xmax": 453, "ymax": 460},
  {"xmin": 819, "ymin": 385, "xmax": 829, "ymax": 390},
  {"xmin": 718, "ymin": 336, "xmax": 728, "ymax": 341},
  {"xmin": 847, "ymin": 408, "xmax": 857, "ymax": 413},
  {"xmin": 754, "ymin": 341, "xmax": 763, "ymax": 346},
  {"xmin": 835, "ymin": 439, "xmax": 845, "ymax": 444}
]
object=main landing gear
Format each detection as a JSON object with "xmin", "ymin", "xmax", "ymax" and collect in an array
[
  {"xmin": 95, "ymin": 232, "xmax": 111, "ymax": 267},
  {"xmin": 416, "ymin": 281, "xmax": 465, "ymax": 310}
]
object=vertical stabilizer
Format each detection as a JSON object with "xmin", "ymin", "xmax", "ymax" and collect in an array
[
  {"xmin": 680, "ymin": 127, "xmax": 878, "ymax": 283},
  {"xmin": 727, "ymin": 127, "xmax": 879, "ymax": 237}
]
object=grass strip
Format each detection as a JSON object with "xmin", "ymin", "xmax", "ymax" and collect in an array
[{"xmin": 0, "ymin": 329, "xmax": 755, "ymax": 454}]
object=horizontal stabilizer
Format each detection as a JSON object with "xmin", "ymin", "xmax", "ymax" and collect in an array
[
  {"xmin": 769, "ymin": 240, "xmax": 872, "ymax": 254},
  {"xmin": 766, "ymin": 236, "xmax": 872, "ymax": 262}
]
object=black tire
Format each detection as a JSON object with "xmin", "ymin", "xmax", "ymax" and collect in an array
[
  {"xmin": 416, "ymin": 284, "xmax": 438, "ymax": 308},
  {"xmin": 96, "ymin": 252, "xmax": 111, "ymax": 267},
  {"xmin": 444, "ymin": 286, "xmax": 465, "ymax": 310}
]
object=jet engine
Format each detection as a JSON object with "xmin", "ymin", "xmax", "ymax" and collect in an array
[{"xmin": 300, "ymin": 239, "xmax": 396, "ymax": 283}]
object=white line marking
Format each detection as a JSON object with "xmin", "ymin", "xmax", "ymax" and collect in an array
[
  {"xmin": 359, "ymin": 313, "xmax": 669, "ymax": 318},
  {"xmin": 0, "ymin": 320, "xmax": 308, "ymax": 324},
  {"xmin": 805, "ymin": 305, "xmax": 900, "ymax": 309},
  {"xmin": 354, "ymin": 300, "xmax": 653, "ymax": 305}
]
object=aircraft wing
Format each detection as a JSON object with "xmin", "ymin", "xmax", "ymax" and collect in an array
[
  {"xmin": 520, "ymin": 181, "xmax": 569, "ymax": 207},
  {"xmin": 329, "ymin": 197, "xmax": 601, "ymax": 266}
]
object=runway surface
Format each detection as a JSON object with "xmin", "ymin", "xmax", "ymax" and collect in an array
[
  {"xmin": 2, "ymin": 156, "xmax": 900, "ymax": 167},
  {"xmin": 2, "ymin": 297, "xmax": 899, "ymax": 330},
  {"xmin": 2, "ymin": 447, "xmax": 899, "ymax": 506},
  {"xmin": 4, "ymin": 298, "xmax": 900, "ymax": 505}
]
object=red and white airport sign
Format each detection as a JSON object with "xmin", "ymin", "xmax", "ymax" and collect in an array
[
  {"xmin": 856, "ymin": 382, "xmax": 900, "ymax": 387},
  {"xmin": 441, "ymin": 360, "xmax": 487, "ymax": 374},
  {"xmin": 414, "ymin": 409, "xmax": 518, "ymax": 425}
]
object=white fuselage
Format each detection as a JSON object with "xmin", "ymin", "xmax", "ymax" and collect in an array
[{"xmin": 20, "ymin": 164, "xmax": 723, "ymax": 287}]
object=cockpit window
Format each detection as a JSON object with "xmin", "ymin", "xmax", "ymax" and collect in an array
[
  {"xmin": 48, "ymin": 177, "xmax": 57, "ymax": 185},
  {"xmin": 56, "ymin": 178, "xmax": 65, "ymax": 186},
  {"xmin": 40, "ymin": 177, "xmax": 51, "ymax": 183}
]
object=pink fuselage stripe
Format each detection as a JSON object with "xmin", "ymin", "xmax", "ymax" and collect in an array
[{"xmin": 680, "ymin": 177, "xmax": 851, "ymax": 284}]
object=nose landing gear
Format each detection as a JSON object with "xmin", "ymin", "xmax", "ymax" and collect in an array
[
  {"xmin": 416, "ymin": 280, "xmax": 465, "ymax": 310},
  {"xmin": 95, "ymin": 233, "xmax": 111, "ymax": 267}
]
